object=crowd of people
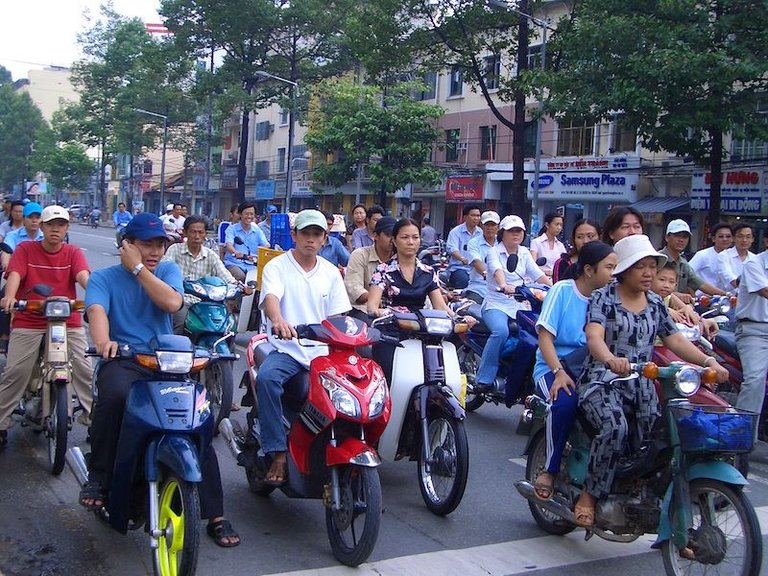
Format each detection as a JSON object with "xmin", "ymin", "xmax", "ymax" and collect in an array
[{"xmin": 0, "ymin": 195, "xmax": 765, "ymax": 549}]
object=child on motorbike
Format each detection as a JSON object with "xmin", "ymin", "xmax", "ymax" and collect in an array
[
  {"xmin": 652, "ymin": 262, "xmax": 719, "ymax": 340},
  {"xmin": 573, "ymin": 235, "xmax": 729, "ymax": 528},
  {"xmin": 532, "ymin": 241, "xmax": 616, "ymax": 500}
]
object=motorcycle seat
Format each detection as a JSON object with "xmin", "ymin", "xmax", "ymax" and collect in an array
[{"xmin": 714, "ymin": 330, "xmax": 739, "ymax": 360}]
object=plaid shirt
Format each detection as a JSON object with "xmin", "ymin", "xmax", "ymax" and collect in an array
[{"xmin": 163, "ymin": 242, "xmax": 237, "ymax": 305}]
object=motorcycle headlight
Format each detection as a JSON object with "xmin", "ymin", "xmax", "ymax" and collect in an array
[
  {"xmin": 718, "ymin": 303, "xmax": 731, "ymax": 314},
  {"xmin": 320, "ymin": 374, "xmax": 361, "ymax": 418},
  {"xmin": 44, "ymin": 300, "xmax": 71, "ymax": 319},
  {"xmin": 424, "ymin": 317, "xmax": 453, "ymax": 336},
  {"xmin": 368, "ymin": 373, "xmax": 388, "ymax": 418},
  {"xmin": 674, "ymin": 366, "xmax": 701, "ymax": 397},
  {"xmin": 155, "ymin": 351, "xmax": 194, "ymax": 374},
  {"xmin": 207, "ymin": 284, "xmax": 227, "ymax": 302}
]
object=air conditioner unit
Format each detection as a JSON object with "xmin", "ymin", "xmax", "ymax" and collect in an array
[{"xmin": 456, "ymin": 142, "xmax": 468, "ymax": 152}]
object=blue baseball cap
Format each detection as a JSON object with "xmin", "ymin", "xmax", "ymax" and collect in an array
[
  {"xmin": 23, "ymin": 202, "xmax": 43, "ymax": 217},
  {"xmin": 122, "ymin": 212, "xmax": 167, "ymax": 241},
  {"xmin": 266, "ymin": 204, "xmax": 278, "ymax": 214}
]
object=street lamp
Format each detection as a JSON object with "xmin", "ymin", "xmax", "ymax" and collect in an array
[
  {"xmin": 134, "ymin": 107, "xmax": 168, "ymax": 211},
  {"xmin": 254, "ymin": 71, "xmax": 298, "ymax": 210}
]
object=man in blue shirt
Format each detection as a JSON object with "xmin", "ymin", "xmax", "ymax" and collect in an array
[
  {"xmin": 318, "ymin": 210, "xmax": 350, "ymax": 267},
  {"xmin": 351, "ymin": 205, "xmax": 385, "ymax": 249},
  {"xmin": 82, "ymin": 212, "xmax": 240, "ymax": 547},
  {"xmin": 112, "ymin": 202, "xmax": 133, "ymax": 247},
  {"xmin": 1, "ymin": 202, "xmax": 44, "ymax": 268},
  {"xmin": 446, "ymin": 204, "xmax": 482, "ymax": 289},
  {"xmin": 465, "ymin": 210, "xmax": 499, "ymax": 303},
  {"xmin": 224, "ymin": 201, "xmax": 269, "ymax": 282}
]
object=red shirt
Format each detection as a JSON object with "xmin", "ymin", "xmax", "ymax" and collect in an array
[{"xmin": 6, "ymin": 241, "xmax": 89, "ymax": 330}]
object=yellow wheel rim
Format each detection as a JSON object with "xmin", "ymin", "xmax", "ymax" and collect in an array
[{"xmin": 157, "ymin": 479, "xmax": 186, "ymax": 576}]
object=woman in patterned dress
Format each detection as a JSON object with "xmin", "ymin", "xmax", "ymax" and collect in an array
[{"xmin": 572, "ymin": 235, "xmax": 728, "ymax": 528}]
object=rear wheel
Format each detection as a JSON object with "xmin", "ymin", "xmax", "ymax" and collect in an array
[
  {"xmin": 153, "ymin": 475, "xmax": 201, "ymax": 576},
  {"xmin": 244, "ymin": 407, "xmax": 275, "ymax": 497},
  {"xmin": 418, "ymin": 413, "xmax": 469, "ymax": 516},
  {"xmin": 525, "ymin": 431, "xmax": 575, "ymax": 535},
  {"xmin": 47, "ymin": 383, "xmax": 69, "ymax": 475},
  {"xmin": 203, "ymin": 360, "xmax": 233, "ymax": 435},
  {"xmin": 661, "ymin": 479, "xmax": 762, "ymax": 576},
  {"xmin": 326, "ymin": 466, "xmax": 382, "ymax": 567},
  {"xmin": 456, "ymin": 344, "xmax": 485, "ymax": 412}
]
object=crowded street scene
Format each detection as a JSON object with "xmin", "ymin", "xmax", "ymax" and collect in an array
[{"xmin": 1, "ymin": 1, "xmax": 767, "ymax": 575}]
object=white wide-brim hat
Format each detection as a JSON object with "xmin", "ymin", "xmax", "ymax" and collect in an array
[{"xmin": 612, "ymin": 234, "xmax": 667, "ymax": 276}]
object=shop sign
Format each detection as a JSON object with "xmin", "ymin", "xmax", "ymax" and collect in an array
[
  {"xmin": 690, "ymin": 169, "xmax": 766, "ymax": 214},
  {"xmin": 254, "ymin": 179, "xmax": 275, "ymax": 200},
  {"xmin": 446, "ymin": 176, "xmax": 483, "ymax": 201},
  {"xmin": 526, "ymin": 171, "xmax": 638, "ymax": 202}
]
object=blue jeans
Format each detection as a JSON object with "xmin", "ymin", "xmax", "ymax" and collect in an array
[
  {"xmin": 449, "ymin": 269, "xmax": 470, "ymax": 289},
  {"xmin": 254, "ymin": 350, "xmax": 305, "ymax": 454},
  {"xmin": 476, "ymin": 308, "xmax": 512, "ymax": 385},
  {"xmin": 535, "ymin": 372, "xmax": 578, "ymax": 475}
]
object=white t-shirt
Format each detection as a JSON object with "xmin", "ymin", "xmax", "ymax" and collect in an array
[
  {"xmin": 161, "ymin": 213, "xmax": 185, "ymax": 234},
  {"xmin": 689, "ymin": 246, "xmax": 729, "ymax": 292},
  {"xmin": 259, "ymin": 250, "xmax": 351, "ymax": 367},
  {"xmin": 529, "ymin": 233, "xmax": 566, "ymax": 273},
  {"xmin": 483, "ymin": 244, "xmax": 545, "ymax": 318},
  {"xmin": 719, "ymin": 247, "xmax": 755, "ymax": 288},
  {"xmin": 735, "ymin": 251, "xmax": 768, "ymax": 322}
]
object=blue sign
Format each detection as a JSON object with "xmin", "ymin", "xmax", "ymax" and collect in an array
[{"xmin": 255, "ymin": 180, "xmax": 275, "ymax": 200}]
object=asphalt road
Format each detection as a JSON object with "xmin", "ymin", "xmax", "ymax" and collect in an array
[{"xmin": 1, "ymin": 224, "xmax": 767, "ymax": 576}]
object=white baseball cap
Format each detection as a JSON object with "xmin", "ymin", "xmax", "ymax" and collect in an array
[
  {"xmin": 41, "ymin": 205, "xmax": 70, "ymax": 222},
  {"xmin": 480, "ymin": 210, "xmax": 500, "ymax": 225},
  {"xmin": 666, "ymin": 219, "xmax": 691, "ymax": 235},
  {"xmin": 500, "ymin": 214, "xmax": 526, "ymax": 231}
]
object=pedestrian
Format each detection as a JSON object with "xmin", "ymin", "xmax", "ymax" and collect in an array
[
  {"xmin": 688, "ymin": 222, "xmax": 733, "ymax": 293},
  {"xmin": 445, "ymin": 204, "xmax": 482, "ymax": 289},
  {"xmin": 529, "ymin": 212, "xmax": 566, "ymax": 278},
  {"xmin": 420, "ymin": 216, "xmax": 437, "ymax": 247}
]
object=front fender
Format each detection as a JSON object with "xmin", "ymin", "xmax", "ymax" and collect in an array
[
  {"xmin": 656, "ymin": 460, "xmax": 747, "ymax": 545},
  {"xmin": 422, "ymin": 383, "xmax": 465, "ymax": 420},
  {"xmin": 145, "ymin": 435, "xmax": 203, "ymax": 483},
  {"xmin": 326, "ymin": 437, "xmax": 381, "ymax": 467}
]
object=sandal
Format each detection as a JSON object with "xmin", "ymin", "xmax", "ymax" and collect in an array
[
  {"xmin": 533, "ymin": 472, "xmax": 554, "ymax": 501},
  {"xmin": 207, "ymin": 519, "xmax": 240, "ymax": 548},
  {"xmin": 79, "ymin": 480, "xmax": 106, "ymax": 510},
  {"xmin": 574, "ymin": 503, "xmax": 595, "ymax": 528},
  {"xmin": 265, "ymin": 455, "xmax": 287, "ymax": 487}
]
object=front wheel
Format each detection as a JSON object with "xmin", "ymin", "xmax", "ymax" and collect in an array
[
  {"xmin": 47, "ymin": 383, "xmax": 69, "ymax": 475},
  {"xmin": 203, "ymin": 360, "xmax": 234, "ymax": 435},
  {"xmin": 456, "ymin": 343, "xmax": 485, "ymax": 412},
  {"xmin": 153, "ymin": 475, "xmax": 201, "ymax": 576},
  {"xmin": 524, "ymin": 431, "xmax": 575, "ymax": 535},
  {"xmin": 661, "ymin": 478, "xmax": 762, "ymax": 576},
  {"xmin": 418, "ymin": 414, "xmax": 469, "ymax": 516},
  {"xmin": 326, "ymin": 466, "xmax": 382, "ymax": 567}
]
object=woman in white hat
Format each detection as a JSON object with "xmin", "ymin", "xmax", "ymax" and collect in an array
[
  {"xmin": 571, "ymin": 235, "xmax": 729, "ymax": 528},
  {"xmin": 474, "ymin": 215, "xmax": 551, "ymax": 392}
]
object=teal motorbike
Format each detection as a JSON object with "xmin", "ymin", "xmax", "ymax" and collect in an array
[
  {"xmin": 183, "ymin": 275, "xmax": 241, "ymax": 432},
  {"xmin": 516, "ymin": 362, "xmax": 762, "ymax": 576}
]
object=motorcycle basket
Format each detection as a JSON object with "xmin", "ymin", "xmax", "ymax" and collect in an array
[{"xmin": 671, "ymin": 404, "xmax": 757, "ymax": 455}]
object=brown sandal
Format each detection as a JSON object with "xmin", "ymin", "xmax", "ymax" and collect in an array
[
  {"xmin": 574, "ymin": 503, "xmax": 595, "ymax": 528},
  {"xmin": 533, "ymin": 472, "xmax": 554, "ymax": 501}
]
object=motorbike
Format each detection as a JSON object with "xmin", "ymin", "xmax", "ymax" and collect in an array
[
  {"xmin": 454, "ymin": 253, "xmax": 549, "ymax": 412},
  {"xmin": 371, "ymin": 307, "xmax": 470, "ymax": 515},
  {"xmin": 183, "ymin": 275, "xmax": 243, "ymax": 432},
  {"xmin": 67, "ymin": 335, "xmax": 219, "ymax": 576},
  {"xmin": 219, "ymin": 316, "xmax": 391, "ymax": 566},
  {"xmin": 11, "ymin": 284, "xmax": 85, "ymax": 475},
  {"xmin": 418, "ymin": 239, "xmax": 449, "ymax": 275},
  {"xmin": 231, "ymin": 236, "xmax": 262, "ymax": 333},
  {"xmin": 517, "ymin": 361, "xmax": 762, "ymax": 576},
  {"xmin": 90, "ymin": 211, "xmax": 100, "ymax": 228}
]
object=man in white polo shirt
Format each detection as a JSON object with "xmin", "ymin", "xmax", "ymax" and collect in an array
[{"xmin": 254, "ymin": 210, "xmax": 351, "ymax": 485}]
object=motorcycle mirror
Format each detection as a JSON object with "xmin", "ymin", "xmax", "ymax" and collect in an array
[
  {"xmin": 247, "ymin": 280, "xmax": 257, "ymax": 288},
  {"xmin": 31, "ymin": 284, "xmax": 53, "ymax": 297},
  {"xmin": 0, "ymin": 242, "xmax": 12, "ymax": 254},
  {"xmin": 506, "ymin": 254, "xmax": 519, "ymax": 273},
  {"xmin": 535, "ymin": 256, "xmax": 547, "ymax": 267}
]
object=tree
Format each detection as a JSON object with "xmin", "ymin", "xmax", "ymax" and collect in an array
[
  {"xmin": 538, "ymin": 0, "xmax": 768, "ymax": 227},
  {"xmin": 43, "ymin": 142, "xmax": 95, "ymax": 196},
  {"xmin": 0, "ymin": 80, "xmax": 48, "ymax": 191},
  {"xmin": 305, "ymin": 79, "xmax": 444, "ymax": 206}
]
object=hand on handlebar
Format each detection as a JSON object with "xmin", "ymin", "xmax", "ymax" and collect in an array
[
  {"xmin": 710, "ymin": 361, "xmax": 729, "ymax": 386},
  {"xmin": 96, "ymin": 340, "xmax": 119, "ymax": 360},
  {"xmin": 271, "ymin": 317, "xmax": 297, "ymax": 340},
  {"xmin": 604, "ymin": 356, "xmax": 631, "ymax": 376},
  {"xmin": 0, "ymin": 296, "xmax": 17, "ymax": 313}
]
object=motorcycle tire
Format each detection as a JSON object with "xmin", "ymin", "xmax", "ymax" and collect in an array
[
  {"xmin": 418, "ymin": 413, "xmax": 469, "ymax": 516},
  {"xmin": 661, "ymin": 478, "xmax": 762, "ymax": 576},
  {"xmin": 326, "ymin": 465, "xmax": 382, "ymax": 567},
  {"xmin": 203, "ymin": 360, "xmax": 234, "ymax": 436},
  {"xmin": 524, "ymin": 431, "xmax": 576, "ymax": 535},
  {"xmin": 153, "ymin": 473, "xmax": 201, "ymax": 576},
  {"xmin": 47, "ymin": 383, "xmax": 69, "ymax": 476},
  {"xmin": 244, "ymin": 407, "xmax": 276, "ymax": 497},
  {"xmin": 456, "ymin": 344, "xmax": 485, "ymax": 412}
]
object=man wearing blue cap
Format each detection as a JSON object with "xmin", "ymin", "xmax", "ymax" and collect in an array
[
  {"xmin": 258, "ymin": 204, "xmax": 278, "ymax": 242},
  {"xmin": 82, "ymin": 212, "xmax": 240, "ymax": 547}
]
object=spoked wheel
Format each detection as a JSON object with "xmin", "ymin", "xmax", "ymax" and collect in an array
[
  {"xmin": 153, "ymin": 475, "xmax": 201, "ymax": 576},
  {"xmin": 418, "ymin": 414, "xmax": 469, "ymax": 516},
  {"xmin": 203, "ymin": 361, "xmax": 234, "ymax": 435},
  {"xmin": 326, "ymin": 466, "xmax": 382, "ymax": 567},
  {"xmin": 661, "ymin": 478, "xmax": 762, "ymax": 576},
  {"xmin": 456, "ymin": 344, "xmax": 485, "ymax": 412},
  {"xmin": 524, "ymin": 431, "xmax": 575, "ymax": 535},
  {"xmin": 47, "ymin": 383, "xmax": 69, "ymax": 475}
]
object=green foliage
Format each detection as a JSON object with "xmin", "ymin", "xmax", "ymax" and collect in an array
[
  {"xmin": 305, "ymin": 79, "xmax": 444, "ymax": 198},
  {"xmin": 0, "ymin": 85, "xmax": 47, "ymax": 190},
  {"xmin": 42, "ymin": 143, "xmax": 95, "ymax": 191}
]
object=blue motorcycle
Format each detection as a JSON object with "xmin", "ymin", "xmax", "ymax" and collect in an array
[
  {"xmin": 67, "ymin": 335, "xmax": 222, "ymax": 576},
  {"xmin": 453, "ymin": 254, "xmax": 549, "ymax": 412}
]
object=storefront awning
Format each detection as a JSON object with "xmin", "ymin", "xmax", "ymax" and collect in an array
[{"xmin": 629, "ymin": 196, "xmax": 689, "ymax": 214}]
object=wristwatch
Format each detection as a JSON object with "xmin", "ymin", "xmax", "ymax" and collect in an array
[
  {"xmin": 132, "ymin": 263, "xmax": 145, "ymax": 276},
  {"xmin": 552, "ymin": 366, "xmax": 563, "ymax": 376}
]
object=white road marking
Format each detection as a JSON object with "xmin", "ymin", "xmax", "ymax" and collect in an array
[
  {"xmin": 509, "ymin": 457, "xmax": 527, "ymax": 467},
  {"xmin": 265, "ymin": 507, "xmax": 768, "ymax": 576}
]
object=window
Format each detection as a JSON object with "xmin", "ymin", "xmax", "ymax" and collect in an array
[
  {"xmin": 527, "ymin": 44, "xmax": 544, "ymax": 70},
  {"xmin": 279, "ymin": 108, "xmax": 289, "ymax": 125},
  {"xmin": 413, "ymin": 71, "xmax": 437, "ymax": 101},
  {"xmin": 482, "ymin": 54, "xmax": 501, "ymax": 90},
  {"xmin": 255, "ymin": 121, "xmax": 272, "ymax": 141},
  {"xmin": 277, "ymin": 148, "xmax": 286, "ymax": 172},
  {"xmin": 480, "ymin": 125, "xmax": 497, "ymax": 160},
  {"xmin": 143, "ymin": 160, "xmax": 153, "ymax": 174},
  {"xmin": 558, "ymin": 120, "xmax": 594, "ymax": 156},
  {"xmin": 523, "ymin": 120, "xmax": 537, "ymax": 158},
  {"xmin": 254, "ymin": 160, "xmax": 270, "ymax": 179},
  {"xmin": 613, "ymin": 123, "xmax": 637, "ymax": 153},
  {"xmin": 448, "ymin": 66, "xmax": 463, "ymax": 97},
  {"xmin": 445, "ymin": 129, "xmax": 460, "ymax": 162}
]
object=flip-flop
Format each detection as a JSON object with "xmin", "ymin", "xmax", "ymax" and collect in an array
[
  {"xmin": 206, "ymin": 519, "xmax": 240, "ymax": 548},
  {"xmin": 265, "ymin": 458, "xmax": 288, "ymax": 487},
  {"xmin": 574, "ymin": 503, "xmax": 595, "ymax": 528},
  {"xmin": 533, "ymin": 472, "xmax": 554, "ymax": 501}
]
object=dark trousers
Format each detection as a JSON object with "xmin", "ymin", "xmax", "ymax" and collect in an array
[{"xmin": 89, "ymin": 359, "xmax": 224, "ymax": 519}]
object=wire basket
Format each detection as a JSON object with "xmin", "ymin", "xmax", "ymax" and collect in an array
[{"xmin": 671, "ymin": 404, "xmax": 757, "ymax": 455}]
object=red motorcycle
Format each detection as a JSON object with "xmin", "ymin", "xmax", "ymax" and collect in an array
[{"xmin": 219, "ymin": 316, "xmax": 391, "ymax": 566}]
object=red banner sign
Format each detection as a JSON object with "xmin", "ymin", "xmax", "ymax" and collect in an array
[{"xmin": 446, "ymin": 176, "xmax": 483, "ymax": 201}]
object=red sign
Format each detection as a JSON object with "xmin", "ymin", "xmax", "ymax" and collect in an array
[{"xmin": 446, "ymin": 176, "xmax": 483, "ymax": 201}]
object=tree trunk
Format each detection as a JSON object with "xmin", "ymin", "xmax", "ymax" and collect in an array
[
  {"xmin": 237, "ymin": 107, "xmax": 250, "ymax": 203},
  {"xmin": 510, "ymin": 0, "xmax": 530, "ymax": 224},
  {"xmin": 708, "ymin": 128, "xmax": 723, "ymax": 229}
]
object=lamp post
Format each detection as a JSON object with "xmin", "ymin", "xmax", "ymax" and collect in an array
[
  {"xmin": 254, "ymin": 71, "xmax": 298, "ymax": 211},
  {"xmin": 134, "ymin": 108, "xmax": 168, "ymax": 212}
]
